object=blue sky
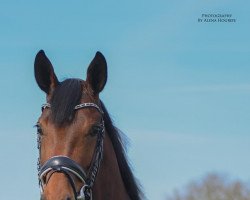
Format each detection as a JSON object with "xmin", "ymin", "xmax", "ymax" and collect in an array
[{"xmin": 0, "ymin": 1, "xmax": 249, "ymax": 199}]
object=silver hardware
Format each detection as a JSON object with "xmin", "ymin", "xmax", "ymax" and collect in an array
[
  {"xmin": 77, "ymin": 185, "xmax": 92, "ymax": 200},
  {"xmin": 75, "ymin": 103, "xmax": 103, "ymax": 114},
  {"xmin": 41, "ymin": 102, "xmax": 103, "ymax": 114},
  {"xmin": 41, "ymin": 103, "xmax": 51, "ymax": 110}
]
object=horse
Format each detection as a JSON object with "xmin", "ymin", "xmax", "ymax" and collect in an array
[{"xmin": 34, "ymin": 50, "xmax": 142, "ymax": 200}]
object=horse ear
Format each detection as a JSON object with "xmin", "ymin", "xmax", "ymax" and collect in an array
[
  {"xmin": 34, "ymin": 50, "xmax": 59, "ymax": 94},
  {"xmin": 86, "ymin": 52, "xmax": 107, "ymax": 94}
]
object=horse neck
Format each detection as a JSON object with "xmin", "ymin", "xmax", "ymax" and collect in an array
[{"xmin": 92, "ymin": 133, "xmax": 130, "ymax": 200}]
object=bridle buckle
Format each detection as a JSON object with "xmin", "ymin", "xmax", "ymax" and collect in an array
[{"xmin": 78, "ymin": 185, "xmax": 92, "ymax": 200}]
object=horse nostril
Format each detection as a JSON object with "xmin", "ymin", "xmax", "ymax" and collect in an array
[{"xmin": 66, "ymin": 196, "xmax": 72, "ymax": 200}]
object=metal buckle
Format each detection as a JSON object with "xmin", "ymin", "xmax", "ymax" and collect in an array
[{"xmin": 78, "ymin": 185, "xmax": 92, "ymax": 200}]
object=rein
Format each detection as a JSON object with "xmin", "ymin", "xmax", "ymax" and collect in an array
[{"xmin": 37, "ymin": 103, "xmax": 105, "ymax": 200}]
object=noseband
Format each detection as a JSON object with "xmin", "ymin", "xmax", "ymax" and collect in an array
[{"xmin": 37, "ymin": 103, "xmax": 105, "ymax": 200}]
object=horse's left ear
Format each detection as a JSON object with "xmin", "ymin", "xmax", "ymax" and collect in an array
[{"xmin": 86, "ymin": 51, "xmax": 107, "ymax": 94}]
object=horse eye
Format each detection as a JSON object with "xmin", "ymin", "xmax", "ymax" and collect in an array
[
  {"xmin": 89, "ymin": 126, "xmax": 102, "ymax": 137},
  {"xmin": 35, "ymin": 123, "xmax": 43, "ymax": 135}
]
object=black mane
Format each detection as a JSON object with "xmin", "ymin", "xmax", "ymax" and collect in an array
[
  {"xmin": 50, "ymin": 78, "xmax": 142, "ymax": 199},
  {"xmin": 51, "ymin": 79, "xmax": 82, "ymax": 125},
  {"xmin": 100, "ymin": 101, "xmax": 142, "ymax": 200}
]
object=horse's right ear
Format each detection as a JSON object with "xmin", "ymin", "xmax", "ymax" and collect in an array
[{"xmin": 34, "ymin": 50, "xmax": 59, "ymax": 94}]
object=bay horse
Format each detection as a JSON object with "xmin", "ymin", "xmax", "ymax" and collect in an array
[{"xmin": 34, "ymin": 50, "xmax": 142, "ymax": 200}]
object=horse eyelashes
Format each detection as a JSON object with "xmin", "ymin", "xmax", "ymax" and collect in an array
[
  {"xmin": 89, "ymin": 128, "xmax": 98, "ymax": 137},
  {"xmin": 35, "ymin": 123, "xmax": 43, "ymax": 135},
  {"xmin": 89, "ymin": 125, "xmax": 102, "ymax": 137}
]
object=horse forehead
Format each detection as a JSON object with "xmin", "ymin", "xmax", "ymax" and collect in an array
[
  {"xmin": 39, "ymin": 105, "xmax": 100, "ymax": 130},
  {"xmin": 75, "ymin": 108, "xmax": 102, "ymax": 125},
  {"xmin": 64, "ymin": 108, "xmax": 102, "ymax": 127}
]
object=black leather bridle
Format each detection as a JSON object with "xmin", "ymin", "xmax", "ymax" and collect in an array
[{"xmin": 37, "ymin": 103, "xmax": 105, "ymax": 200}]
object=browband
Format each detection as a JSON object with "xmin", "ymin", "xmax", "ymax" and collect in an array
[{"xmin": 42, "ymin": 102, "xmax": 103, "ymax": 114}]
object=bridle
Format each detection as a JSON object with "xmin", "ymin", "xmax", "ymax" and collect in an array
[{"xmin": 36, "ymin": 102, "xmax": 105, "ymax": 200}]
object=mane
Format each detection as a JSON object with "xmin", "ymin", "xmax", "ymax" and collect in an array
[
  {"xmin": 100, "ymin": 101, "xmax": 142, "ymax": 200},
  {"xmin": 51, "ymin": 78, "xmax": 82, "ymax": 125},
  {"xmin": 50, "ymin": 79, "xmax": 142, "ymax": 199}
]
